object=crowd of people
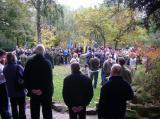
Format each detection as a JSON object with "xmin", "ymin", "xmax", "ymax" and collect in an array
[
  {"xmin": 15, "ymin": 46, "xmax": 84, "ymax": 66},
  {"xmin": 0, "ymin": 44, "xmax": 143, "ymax": 119}
]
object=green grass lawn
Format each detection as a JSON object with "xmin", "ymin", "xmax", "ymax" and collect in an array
[{"xmin": 53, "ymin": 65, "xmax": 101, "ymax": 107}]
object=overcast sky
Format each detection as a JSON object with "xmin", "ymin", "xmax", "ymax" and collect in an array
[{"xmin": 57, "ymin": 0, "xmax": 104, "ymax": 9}]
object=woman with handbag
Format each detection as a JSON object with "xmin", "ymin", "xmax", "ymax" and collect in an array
[
  {"xmin": 0, "ymin": 50, "xmax": 11, "ymax": 119},
  {"xmin": 3, "ymin": 52, "xmax": 26, "ymax": 119}
]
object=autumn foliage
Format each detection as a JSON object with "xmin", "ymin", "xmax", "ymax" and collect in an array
[{"xmin": 135, "ymin": 43, "xmax": 160, "ymax": 103}]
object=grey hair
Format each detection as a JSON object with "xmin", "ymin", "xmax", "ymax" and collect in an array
[
  {"xmin": 110, "ymin": 64, "xmax": 122, "ymax": 76},
  {"xmin": 34, "ymin": 44, "xmax": 45, "ymax": 55}
]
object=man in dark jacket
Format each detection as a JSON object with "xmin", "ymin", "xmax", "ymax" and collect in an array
[
  {"xmin": 63, "ymin": 62, "xmax": 93, "ymax": 119},
  {"xmin": 89, "ymin": 57, "xmax": 100, "ymax": 88},
  {"xmin": 98, "ymin": 64, "xmax": 134, "ymax": 119},
  {"xmin": 86, "ymin": 48, "xmax": 92, "ymax": 65},
  {"xmin": 44, "ymin": 52, "xmax": 54, "ymax": 69},
  {"xmin": 24, "ymin": 44, "xmax": 53, "ymax": 119},
  {"xmin": 118, "ymin": 57, "xmax": 132, "ymax": 84}
]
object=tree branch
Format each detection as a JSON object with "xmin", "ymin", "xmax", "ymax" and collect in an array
[
  {"xmin": 31, "ymin": 0, "xmax": 38, "ymax": 9},
  {"xmin": 112, "ymin": 21, "xmax": 136, "ymax": 42},
  {"xmin": 147, "ymin": 1, "xmax": 160, "ymax": 16}
]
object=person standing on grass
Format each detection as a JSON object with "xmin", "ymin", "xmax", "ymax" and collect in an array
[
  {"xmin": 86, "ymin": 47, "xmax": 93, "ymax": 65},
  {"xmin": 129, "ymin": 54, "xmax": 137, "ymax": 74},
  {"xmin": 81, "ymin": 64, "xmax": 90, "ymax": 77},
  {"xmin": 98, "ymin": 64, "xmax": 134, "ymax": 119},
  {"xmin": 102, "ymin": 56, "xmax": 113, "ymax": 85},
  {"xmin": 3, "ymin": 53, "xmax": 26, "ymax": 119},
  {"xmin": 89, "ymin": 57, "xmax": 100, "ymax": 88},
  {"xmin": 118, "ymin": 57, "xmax": 132, "ymax": 84},
  {"xmin": 63, "ymin": 62, "xmax": 93, "ymax": 119},
  {"xmin": 70, "ymin": 53, "xmax": 80, "ymax": 64},
  {"xmin": 0, "ymin": 50, "xmax": 11, "ymax": 119},
  {"xmin": 24, "ymin": 44, "xmax": 53, "ymax": 119}
]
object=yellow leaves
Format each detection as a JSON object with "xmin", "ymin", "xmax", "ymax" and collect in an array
[
  {"xmin": 146, "ymin": 49, "xmax": 160, "ymax": 59},
  {"xmin": 41, "ymin": 25, "xmax": 57, "ymax": 48},
  {"xmin": 137, "ymin": 43, "xmax": 160, "ymax": 60},
  {"xmin": 73, "ymin": 6, "xmax": 148, "ymax": 47}
]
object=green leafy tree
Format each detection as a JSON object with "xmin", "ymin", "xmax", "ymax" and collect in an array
[
  {"xmin": 30, "ymin": 0, "xmax": 64, "ymax": 43},
  {"xmin": 123, "ymin": 0, "xmax": 160, "ymax": 32},
  {"xmin": 0, "ymin": 0, "xmax": 34, "ymax": 48},
  {"xmin": 74, "ymin": 6, "xmax": 148, "ymax": 48}
]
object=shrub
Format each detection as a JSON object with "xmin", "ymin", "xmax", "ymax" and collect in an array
[
  {"xmin": 133, "ymin": 65, "xmax": 152, "ymax": 104},
  {"xmin": 147, "ymin": 58, "xmax": 160, "ymax": 103},
  {"xmin": 133, "ymin": 58, "xmax": 160, "ymax": 105}
]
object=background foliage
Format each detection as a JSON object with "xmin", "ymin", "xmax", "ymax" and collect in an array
[{"xmin": 0, "ymin": 0, "xmax": 154, "ymax": 49}]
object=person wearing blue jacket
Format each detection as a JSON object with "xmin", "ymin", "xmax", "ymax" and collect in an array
[{"xmin": 3, "ymin": 52, "xmax": 26, "ymax": 119}]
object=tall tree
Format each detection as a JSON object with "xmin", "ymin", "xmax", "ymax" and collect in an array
[
  {"xmin": 0, "ymin": 0, "xmax": 34, "ymax": 48},
  {"xmin": 74, "ymin": 6, "xmax": 148, "ymax": 48},
  {"xmin": 125, "ymin": 0, "xmax": 160, "ymax": 32},
  {"xmin": 31, "ymin": 0, "xmax": 64, "ymax": 43}
]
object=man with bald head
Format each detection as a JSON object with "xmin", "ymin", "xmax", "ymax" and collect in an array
[
  {"xmin": 63, "ymin": 63, "xmax": 93, "ymax": 119},
  {"xmin": 24, "ymin": 44, "xmax": 53, "ymax": 119},
  {"xmin": 98, "ymin": 64, "xmax": 134, "ymax": 119}
]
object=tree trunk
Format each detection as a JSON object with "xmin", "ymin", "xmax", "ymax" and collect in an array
[
  {"xmin": 103, "ymin": 37, "xmax": 106, "ymax": 48},
  {"xmin": 115, "ymin": 40, "xmax": 118, "ymax": 49},
  {"xmin": 99, "ymin": 29, "xmax": 106, "ymax": 48},
  {"xmin": 37, "ymin": 0, "xmax": 42, "ymax": 43},
  {"xmin": 16, "ymin": 38, "xmax": 19, "ymax": 47},
  {"xmin": 100, "ymin": 33, "xmax": 106, "ymax": 48}
]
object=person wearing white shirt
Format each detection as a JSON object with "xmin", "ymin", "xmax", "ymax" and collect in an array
[
  {"xmin": 70, "ymin": 53, "xmax": 80, "ymax": 64},
  {"xmin": 0, "ymin": 50, "xmax": 11, "ymax": 119},
  {"xmin": 129, "ymin": 55, "xmax": 137, "ymax": 73}
]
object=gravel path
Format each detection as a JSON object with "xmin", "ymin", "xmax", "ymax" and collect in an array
[
  {"xmin": 26, "ymin": 109, "xmax": 97, "ymax": 119},
  {"xmin": 26, "ymin": 106, "xmax": 97, "ymax": 119}
]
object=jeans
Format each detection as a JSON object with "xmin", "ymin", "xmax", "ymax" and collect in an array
[
  {"xmin": 68, "ymin": 107, "xmax": 86, "ymax": 119},
  {"xmin": 30, "ymin": 96, "xmax": 53, "ymax": 119},
  {"xmin": 101, "ymin": 68, "xmax": 106, "ymax": 85},
  {"xmin": 0, "ymin": 83, "xmax": 11, "ymax": 119},
  {"xmin": 90, "ymin": 71, "xmax": 99, "ymax": 88},
  {"xmin": 10, "ymin": 97, "xmax": 26, "ymax": 119},
  {"xmin": 64, "ymin": 56, "xmax": 68, "ymax": 64}
]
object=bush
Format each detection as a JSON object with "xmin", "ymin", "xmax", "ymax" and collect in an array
[
  {"xmin": 133, "ymin": 58, "xmax": 160, "ymax": 105},
  {"xmin": 133, "ymin": 65, "xmax": 152, "ymax": 104},
  {"xmin": 147, "ymin": 58, "xmax": 160, "ymax": 103},
  {"xmin": 0, "ymin": 39, "xmax": 16, "ymax": 50}
]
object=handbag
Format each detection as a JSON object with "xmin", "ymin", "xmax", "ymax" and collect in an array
[{"xmin": 15, "ymin": 65, "xmax": 25, "ymax": 91}]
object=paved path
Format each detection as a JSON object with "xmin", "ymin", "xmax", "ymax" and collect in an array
[{"xmin": 26, "ymin": 107, "xmax": 97, "ymax": 119}]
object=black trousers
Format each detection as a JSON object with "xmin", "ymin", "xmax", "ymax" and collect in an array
[
  {"xmin": 10, "ymin": 97, "xmax": 26, "ymax": 119},
  {"xmin": 68, "ymin": 107, "xmax": 86, "ymax": 119},
  {"xmin": 0, "ymin": 83, "xmax": 11, "ymax": 119},
  {"xmin": 30, "ymin": 96, "xmax": 53, "ymax": 119}
]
